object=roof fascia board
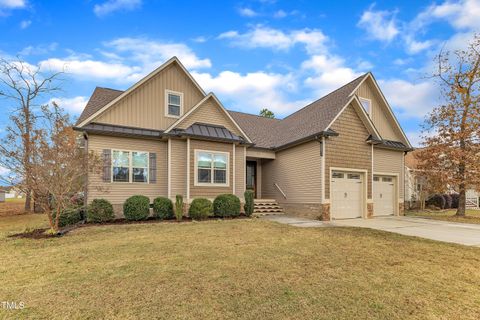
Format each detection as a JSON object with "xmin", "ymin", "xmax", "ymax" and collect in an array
[
  {"xmin": 77, "ymin": 57, "xmax": 206, "ymax": 128},
  {"xmin": 350, "ymin": 73, "xmax": 412, "ymax": 148}
]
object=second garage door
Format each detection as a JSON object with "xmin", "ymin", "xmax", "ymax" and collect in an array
[
  {"xmin": 373, "ymin": 176, "xmax": 395, "ymax": 216},
  {"xmin": 331, "ymin": 171, "xmax": 363, "ymax": 219}
]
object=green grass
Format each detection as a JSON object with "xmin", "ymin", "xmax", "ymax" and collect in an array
[
  {"xmin": 1, "ymin": 214, "xmax": 480, "ymax": 319},
  {"xmin": 406, "ymin": 209, "xmax": 480, "ymax": 224}
]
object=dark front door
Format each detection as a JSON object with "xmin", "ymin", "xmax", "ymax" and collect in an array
[{"xmin": 246, "ymin": 161, "xmax": 257, "ymax": 198}]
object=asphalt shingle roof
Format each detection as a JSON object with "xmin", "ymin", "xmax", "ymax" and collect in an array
[{"xmin": 76, "ymin": 73, "xmax": 371, "ymax": 149}]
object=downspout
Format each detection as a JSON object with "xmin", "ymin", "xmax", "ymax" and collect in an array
[{"xmin": 83, "ymin": 131, "xmax": 89, "ymax": 221}]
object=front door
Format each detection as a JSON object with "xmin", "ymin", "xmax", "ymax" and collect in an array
[{"xmin": 246, "ymin": 161, "xmax": 257, "ymax": 198}]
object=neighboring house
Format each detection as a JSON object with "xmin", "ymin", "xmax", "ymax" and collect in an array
[
  {"xmin": 1, "ymin": 186, "xmax": 24, "ymax": 199},
  {"xmin": 74, "ymin": 57, "xmax": 412, "ymax": 220},
  {"xmin": 405, "ymin": 149, "xmax": 480, "ymax": 209},
  {"xmin": 0, "ymin": 190, "xmax": 5, "ymax": 202}
]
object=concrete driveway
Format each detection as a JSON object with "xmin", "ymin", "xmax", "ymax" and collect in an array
[
  {"xmin": 332, "ymin": 216, "xmax": 480, "ymax": 246},
  {"xmin": 263, "ymin": 215, "xmax": 480, "ymax": 246}
]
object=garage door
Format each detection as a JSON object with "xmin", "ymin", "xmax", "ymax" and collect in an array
[
  {"xmin": 331, "ymin": 171, "xmax": 363, "ymax": 219},
  {"xmin": 373, "ymin": 176, "xmax": 395, "ymax": 216}
]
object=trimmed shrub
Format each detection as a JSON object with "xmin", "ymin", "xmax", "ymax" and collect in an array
[
  {"xmin": 244, "ymin": 190, "xmax": 254, "ymax": 217},
  {"xmin": 175, "ymin": 195, "xmax": 184, "ymax": 221},
  {"xmin": 443, "ymin": 194, "xmax": 453, "ymax": 209},
  {"xmin": 213, "ymin": 194, "xmax": 241, "ymax": 217},
  {"xmin": 188, "ymin": 198, "xmax": 213, "ymax": 220},
  {"xmin": 53, "ymin": 206, "xmax": 83, "ymax": 228},
  {"xmin": 451, "ymin": 193, "xmax": 460, "ymax": 208},
  {"xmin": 87, "ymin": 199, "xmax": 114, "ymax": 223},
  {"xmin": 426, "ymin": 194, "xmax": 446, "ymax": 209},
  {"xmin": 123, "ymin": 195, "xmax": 150, "ymax": 221},
  {"xmin": 153, "ymin": 197, "xmax": 174, "ymax": 220}
]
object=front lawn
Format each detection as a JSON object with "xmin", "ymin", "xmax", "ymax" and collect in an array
[
  {"xmin": 1, "ymin": 214, "xmax": 480, "ymax": 319},
  {"xmin": 406, "ymin": 209, "xmax": 480, "ymax": 224}
]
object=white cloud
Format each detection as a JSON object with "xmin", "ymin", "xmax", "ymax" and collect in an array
[
  {"xmin": 0, "ymin": 0, "xmax": 26, "ymax": 9},
  {"xmin": 39, "ymin": 58, "xmax": 141, "ymax": 82},
  {"xmin": 237, "ymin": 7, "xmax": 258, "ymax": 17},
  {"xmin": 192, "ymin": 36, "xmax": 208, "ymax": 43},
  {"xmin": 49, "ymin": 96, "xmax": 89, "ymax": 114},
  {"xmin": 191, "ymin": 70, "xmax": 306, "ymax": 115},
  {"xmin": 358, "ymin": 5, "xmax": 399, "ymax": 42},
  {"xmin": 428, "ymin": 0, "xmax": 480, "ymax": 30},
  {"xmin": 94, "ymin": 0, "xmax": 142, "ymax": 17},
  {"xmin": 218, "ymin": 25, "xmax": 328, "ymax": 54},
  {"xmin": 404, "ymin": 35, "xmax": 435, "ymax": 54},
  {"xmin": 19, "ymin": 19, "xmax": 30, "ymax": 29},
  {"xmin": 106, "ymin": 37, "xmax": 212, "ymax": 70},
  {"xmin": 302, "ymin": 54, "xmax": 362, "ymax": 97},
  {"xmin": 19, "ymin": 43, "xmax": 57, "ymax": 56},
  {"xmin": 379, "ymin": 79, "xmax": 439, "ymax": 118},
  {"xmin": 273, "ymin": 10, "xmax": 287, "ymax": 18}
]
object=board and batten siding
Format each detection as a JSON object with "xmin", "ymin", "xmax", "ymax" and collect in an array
[
  {"xmin": 175, "ymin": 97, "xmax": 243, "ymax": 137},
  {"xmin": 373, "ymin": 148, "xmax": 404, "ymax": 198},
  {"xmin": 189, "ymin": 140, "xmax": 234, "ymax": 198},
  {"xmin": 87, "ymin": 134, "xmax": 167, "ymax": 204},
  {"xmin": 355, "ymin": 79, "xmax": 404, "ymax": 142},
  {"xmin": 95, "ymin": 62, "xmax": 204, "ymax": 131},
  {"xmin": 261, "ymin": 140, "xmax": 322, "ymax": 204},
  {"xmin": 170, "ymin": 139, "xmax": 187, "ymax": 198},
  {"xmin": 325, "ymin": 104, "xmax": 372, "ymax": 199}
]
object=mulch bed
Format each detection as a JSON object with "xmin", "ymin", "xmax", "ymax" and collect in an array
[{"xmin": 8, "ymin": 215, "xmax": 252, "ymax": 239}]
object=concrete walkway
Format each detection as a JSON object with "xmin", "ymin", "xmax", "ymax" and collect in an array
[{"xmin": 262, "ymin": 215, "xmax": 480, "ymax": 246}]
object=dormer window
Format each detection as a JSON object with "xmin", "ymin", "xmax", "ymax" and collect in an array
[
  {"xmin": 359, "ymin": 97, "xmax": 371, "ymax": 114},
  {"xmin": 165, "ymin": 90, "xmax": 183, "ymax": 118}
]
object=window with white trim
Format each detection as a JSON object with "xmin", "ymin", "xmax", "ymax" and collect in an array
[
  {"xmin": 359, "ymin": 97, "xmax": 371, "ymax": 114},
  {"xmin": 112, "ymin": 150, "xmax": 149, "ymax": 183},
  {"xmin": 165, "ymin": 90, "xmax": 183, "ymax": 117},
  {"xmin": 196, "ymin": 151, "xmax": 228, "ymax": 185}
]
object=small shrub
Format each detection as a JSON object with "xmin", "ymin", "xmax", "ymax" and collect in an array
[
  {"xmin": 443, "ymin": 194, "xmax": 453, "ymax": 209},
  {"xmin": 123, "ymin": 195, "xmax": 150, "ymax": 221},
  {"xmin": 244, "ymin": 190, "xmax": 254, "ymax": 217},
  {"xmin": 213, "ymin": 194, "xmax": 241, "ymax": 217},
  {"xmin": 153, "ymin": 197, "xmax": 174, "ymax": 220},
  {"xmin": 451, "ymin": 193, "xmax": 460, "ymax": 208},
  {"xmin": 175, "ymin": 195, "xmax": 184, "ymax": 221},
  {"xmin": 53, "ymin": 206, "xmax": 83, "ymax": 228},
  {"xmin": 426, "ymin": 194, "xmax": 446, "ymax": 209},
  {"xmin": 87, "ymin": 199, "xmax": 114, "ymax": 223},
  {"xmin": 188, "ymin": 198, "xmax": 213, "ymax": 220}
]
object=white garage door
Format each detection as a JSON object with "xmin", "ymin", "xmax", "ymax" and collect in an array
[
  {"xmin": 331, "ymin": 171, "xmax": 363, "ymax": 219},
  {"xmin": 373, "ymin": 176, "xmax": 395, "ymax": 216}
]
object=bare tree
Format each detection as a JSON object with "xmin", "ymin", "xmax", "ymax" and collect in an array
[
  {"xmin": 0, "ymin": 58, "xmax": 63, "ymax": 212},
  {"xmin": 29, "ymin": 103, "xmax": 100, "ymax": 232},
  {"xmin": 418, "ymin": 34, "xmax": 480, "ymax": 216}
]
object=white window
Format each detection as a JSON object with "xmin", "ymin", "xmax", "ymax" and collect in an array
[
  {"xmin": 165, "ymin": 90, "xmax": 183, "ymax": 118},
  {"xmin": 195, "ymin": 150, "xmax": 229, "ymax": 186},
  {"xmin": 112, "ymin": 150, "xmax": 149, "ymax": 183},
  {"xmin": 359, "ymin": 97, "xmax": 371, "ymax": 114}
]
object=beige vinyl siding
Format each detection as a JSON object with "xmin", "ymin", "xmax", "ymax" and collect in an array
[
  {"xmin": 175, "ymin": 97, "xmax": 243, "ymax": 137},
  {"xmin": 87, "ymin": 134, "xmax": 167, "ymax": 204},
  {"xmin": 355, "ymin": 79, "xmax": 404, "ymax": 142},
  {"xmin": 189, "ymin": 140, "xmax": 234, "ymax": 198},
  {"xmin": 325, "ymin": 104, "xmax": 372, "ymax": 199},
  {"xmin": 246, "ymin": 148, "xmax": 275, "ymax": 159},
  {"xmin": 235, "ymin": 145, "xmax": 246, "ymax": 199},
  {"xmin": 170, "ymin": 139, "xmax": 187, "ymax": 197},
  {"xmin": 261, "ymin": 140, "xmax": 322, "ymax": 204},
  {"xmin": 95, "ymin": 62, "xmax": 204, "ymax": 130},
  {"xmin": 373, "ymin": 148, "xmax": 404, "ymax": 198}
]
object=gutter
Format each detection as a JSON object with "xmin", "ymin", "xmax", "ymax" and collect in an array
[{"xmin": 272, "ymin": 130, "xmax": 338, "ymax": 152}]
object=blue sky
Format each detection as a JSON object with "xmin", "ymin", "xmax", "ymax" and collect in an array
[{"xmin": 0, "ymin": 0, "xmax": 479, "ymax": 147}]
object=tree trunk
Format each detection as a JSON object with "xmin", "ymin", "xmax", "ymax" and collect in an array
[
  {"xmin": 457, "ymin": 185, "xmax": 466, "ymax": 216},
  {"xmin": 24, "ymin": 190, "xmax": 31, "ymax": 212}
]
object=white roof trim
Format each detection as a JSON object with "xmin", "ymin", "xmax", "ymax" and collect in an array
[
  {"xmin": 165, "ymin": 93, "xmax": 253, "ymax": 144},
  {"xmin": 350, "ymin": 73, "xmax": 412, "ymax": 148},
  {"xmin": 325, "ymin": 95, "xmax": 382, "ymax": 139},
  {"xmin": 77, "ymin": 57, "xmax": 207, "ymax": 128}
]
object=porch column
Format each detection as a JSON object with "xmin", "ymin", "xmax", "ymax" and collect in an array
[{"xmin": 186, "ymin": 138, "xmax": 190, "ymax": 202}]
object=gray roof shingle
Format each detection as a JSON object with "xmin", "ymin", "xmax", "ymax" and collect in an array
[{"xmin": 76, "ymin": 73, "xmax": 377, "ymax": 149}]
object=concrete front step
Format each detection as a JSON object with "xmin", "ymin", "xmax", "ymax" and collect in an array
[{"xmin": 253, "ymin": 199, "xmax": 284, "ymax": 215}]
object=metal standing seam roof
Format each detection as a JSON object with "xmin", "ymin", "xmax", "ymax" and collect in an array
[{"xmin": 172, "ymin": 123, "xmax": 245, "ymax": 143}]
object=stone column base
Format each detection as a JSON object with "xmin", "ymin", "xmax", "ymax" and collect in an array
[
  {"xmin": 320, "ymin": 203, "xmax": 330, "ymax": 221},
  {"xmin": 399, "ymin": 202, "xmax": 405, "ymax": 216},
  {"xmin": 367, "ymin": 203, "xmax": 374, "ymax": 218}
]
